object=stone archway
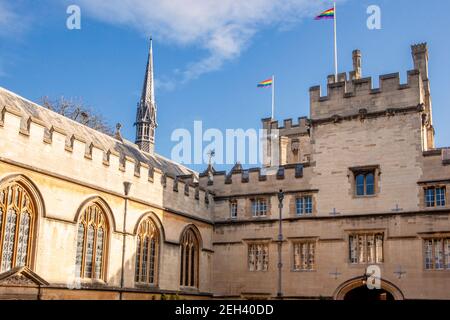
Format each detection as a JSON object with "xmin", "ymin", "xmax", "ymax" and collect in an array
[{"xmin": 334, "ymin": 276, "xmax": 404, "ymax": 300}]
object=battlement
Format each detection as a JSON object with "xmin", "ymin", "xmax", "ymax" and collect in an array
[
  {"xmin": 310, "ymin": 70, "xmax": 423, "ymax": 121},
  {"xmin": 310, "ymin": 46, "xmax": 427, "ymax": 121},
  {"xmin": 0, "ymin": 99, "xmax": 212, "ymax": 219},
  {"xmin": 261, "ymin": 117, "xmax": 309, "ymax": 136},
  {"xmin": 199, "ymin": 162, "xmax": 309, "ymax": 195}
]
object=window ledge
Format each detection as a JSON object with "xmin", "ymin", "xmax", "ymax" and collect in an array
[
  {"xmin": 179, "ymin": 286, "xmax": 199, "ymax": 293},
  {"xmin": 424, "ymin": 269, "xmax": 450, "ymax": 272},
  {"xmin": 74, "ymin": 278, "xmax": 108, "ymax": 288},
  {"xmin": 291, "ymin": 269, "xmax": 316, "ymax": 272},
  {"xmin": 353, "ymin": 194, "xmax": 378, "ymax": 199},
  {"xmin": 294, "ymin": 214, "xmax": 314, "ymax": 218},
  {"xmin": 347, "ymin": 262, "xmax": 384, "ymax": 267},
  {"xmin": 423, "ymin": 206, "xmax": 447, "ymax": 209},
  {"xmin": 135, "ymin": 283, "xmax": 159, "ymax": 289}
]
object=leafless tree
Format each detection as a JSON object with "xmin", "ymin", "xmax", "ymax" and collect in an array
[{"xmin": 41, "ymin": 96, "xmax": 114, "ymax": 136}]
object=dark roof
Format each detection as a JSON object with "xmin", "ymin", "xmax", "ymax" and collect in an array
[{"xmin": 0, "ymin": 87, "xmax": 196, "ymax": 178}]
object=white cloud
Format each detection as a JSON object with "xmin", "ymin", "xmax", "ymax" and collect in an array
[
  {"xmin": 77, "ymin": 0, "xmax": 328, "ymax": 86},
  {"xmin": 0, "ymin": 1, "xmax": 33, "ymax": 77},
  {"xmin": 0, "ymin": 1, "xmax": 29, "ymax": 38}
]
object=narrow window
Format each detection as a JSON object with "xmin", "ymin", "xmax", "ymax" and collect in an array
[
  {"xmin": 293, "ymin": 242, "xmax": 315, "ymax": 271},
  {"xmin": 349, "ymin": 235, "xmax": 357, "ymax": 263},
  {"xmin": 179, "ymin": 227, "xmax": 199, "ymax": 288},
  {"xmin": 436, "ymin": 187, "xmax": 446, "ymax": 206},
  {"xmin": 424, "ymin": 187, "xmax": 446, "ymax": 207},
  {"xmin": 424, "ymin": 239, "xmax": 433, "ymax": 269},
  {"xmin": 296, "ymin": 197, "xmax": 304, "ymax": 215},
  {"xmin": 356, "ymin": 174, "xmax": 365, "ymax": 196},
  {"xmin": 135, "ymin": 217, "xmax": 159, "ymax": 285},
  {"xmin": 424, "ymin": 238, "xmax": 450, "ymax": 270},
  {"xmin": 445, "ymin": 239, "xmax": 450, "ymax": 269},
  {"xmin": 0, "ymin": 184, "xmax": 36, "ymax": 273},
  {"xmin": 366, "ymin": 173, "xmax": 375, "ymax": 195},
  {"xmin": 425, "ymin": 188, "xmax": 435, "ymax": 207},
  {"xmin": 75, "ymin": 203, "xmax": 108, "ymax": 280},
  {"xmin": 230, "ymin": 200, "xmax": 238, "ymax": 219},
  {"xmin": 435, "ymin": 239, "xmax": 444, "ymax": 269}
]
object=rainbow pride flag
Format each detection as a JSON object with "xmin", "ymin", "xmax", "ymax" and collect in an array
[
  {"xmin": 257, "ymin": 78, "xmax": 273, "ymax": 88},
  {"xmin": 315, "ymin": 7, "xmax": 335, "ymax": 20}
]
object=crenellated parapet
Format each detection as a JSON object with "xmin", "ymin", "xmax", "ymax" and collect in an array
[
  {"xmin": 308, "ymin": 45, "xmax": 433, "ymax": 124},
  {"xmin": 262, "ymin": 116, "xmax": 310, "ymax": 137},
  {"xmin": 309, "ymin": 69, "xmax": 423, "ymax": 121},
  {"xmin": 199, "ymin": 162, "xmax": 309, "ymax": 194},
  {"xmin": 0, "ymin": 90, "xmax": 212, "ymax": 219}
]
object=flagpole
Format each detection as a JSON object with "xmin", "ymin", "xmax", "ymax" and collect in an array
[
  {"xmin": 333, "ymin": 1, "xmax": 338, "ymax": 81},
  {"xmin": 271, "ymin": 75, "xmax": 275, "ymax": 120}
]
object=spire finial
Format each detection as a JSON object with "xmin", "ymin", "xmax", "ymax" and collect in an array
[{"xmin": 134, "ymin": 38, "xmax": 157, "ymax": 154}]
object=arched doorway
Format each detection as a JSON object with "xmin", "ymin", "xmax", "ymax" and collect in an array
[
  {"xmin": 343, "ymin": 286, "xmax": 394, "ymax": 300},
  {"xmin": 334, "ymin": 276, "xmax": 404, "ymax": 300}
]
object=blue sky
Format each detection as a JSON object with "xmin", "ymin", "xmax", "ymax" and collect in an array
[{"xmin": 1, "ymin": 0, "xmax": 450, "ymax": 172}]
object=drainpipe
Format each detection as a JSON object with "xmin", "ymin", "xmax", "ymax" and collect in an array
[
  {"xmin": 277, "ymin": 189, "xmax": 284, "ymax": 299},
  {"xmin": 120, "ymin": 181, "xmax": 132, "ymax": 300}
]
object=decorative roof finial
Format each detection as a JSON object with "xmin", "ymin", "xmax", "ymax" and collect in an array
[{"xmin": 115, "ymin": 123, "xmax": 123, "ymax": 141}]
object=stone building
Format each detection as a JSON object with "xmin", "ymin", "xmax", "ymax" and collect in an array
[{"xmin": 0, "ymin": 41, "xmax": 449, "ymax": 300}]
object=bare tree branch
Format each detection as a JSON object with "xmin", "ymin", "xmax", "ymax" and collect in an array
[{"xmin": 40, "ymin": 96, "xmax": 114, "ymax": 136}]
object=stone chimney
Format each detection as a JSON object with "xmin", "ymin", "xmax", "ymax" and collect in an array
[
  {"xmin": 411, "ymin": 43, "xmax": 428, "ymax": 80},
  {"xmin": 350, "ymin": 49, "xmax": 362, "ymax": 80}
]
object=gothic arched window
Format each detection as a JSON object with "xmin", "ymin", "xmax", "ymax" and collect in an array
[
  {"xmin": 179, "ymin": 227, "xmax": 199, "ymax": 288},
  {"xmin": 0, "ymin": 183, "xmax": 35, "ymax": 272},
  {"xmin": 135, "ymin": 217, "xmax": 159, "ymax": 285},
  {"xmin": 75, "ymin": 203, "xmax": 108, "ymax": 280}
]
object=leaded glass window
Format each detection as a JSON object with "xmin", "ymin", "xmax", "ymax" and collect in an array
[
  {"xmin": 349, "ymin": 233, "xmax": 384, "ymax": 264},
  {"xmin": 424, "ymin": 187, "xmax": 446, "ymax": 207},
  {"xmin": 75, "ymin": 203, "xmax": 108, "ymax": 280},
  {"xmin": 425, "ymin": 239, "xmax": 433, "ymax": 269},
  {"xmin": 248, "ymin": 243, "xmax": 269, "ymax": 271},
  {"xmin": 0, "ymin": 183, "xmax": 35, "ymax": 273},
  {"xmin": 135, "ymin": 217, "xmax": 159, "ymax": 285},
  {"xmin": 293, "ymin": 242, "xmax": 315, "ymax": 271},
  {"xmin": 180, "ymin": 227, "xmax": 199, "ymax": 287},
  {"xmin": 252, "ymin": 199, "xmax": 268, "ymax": 217},
  {"xmin": 75, "ymin": 223, "xmax": 84, "ymax": 277},
  {"xmin": 425, "ymin": 238, "xmax": 450, "ymax": 270},
  {"xmin": 16, "ymin": 212, "xmax": 30, "ymax": 267},
  {"xmin": 296, "ymin": 196, "xmax": 313, "ymax": 215}
]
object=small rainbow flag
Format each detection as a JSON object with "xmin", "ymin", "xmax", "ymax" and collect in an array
[
  {"xmin": 257, "ymin": 78, "xmax": 273, "ymax": 88},
  {"xmin": 315, "ymin": 7, "xmax": 335, "ymax": 20}
]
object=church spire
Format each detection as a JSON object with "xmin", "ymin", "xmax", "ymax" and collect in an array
[{"xmin": 135, "ymin": 37, "xmax": 157, "ymax": 154}]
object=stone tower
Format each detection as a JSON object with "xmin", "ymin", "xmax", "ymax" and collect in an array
[
  {"xmin": 411, "ymin": 43, "xmax": 435, "ymax": 150},
  {"xmin": 135, "ymin": 38, "xmax": 157, "ymax": 154}
]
